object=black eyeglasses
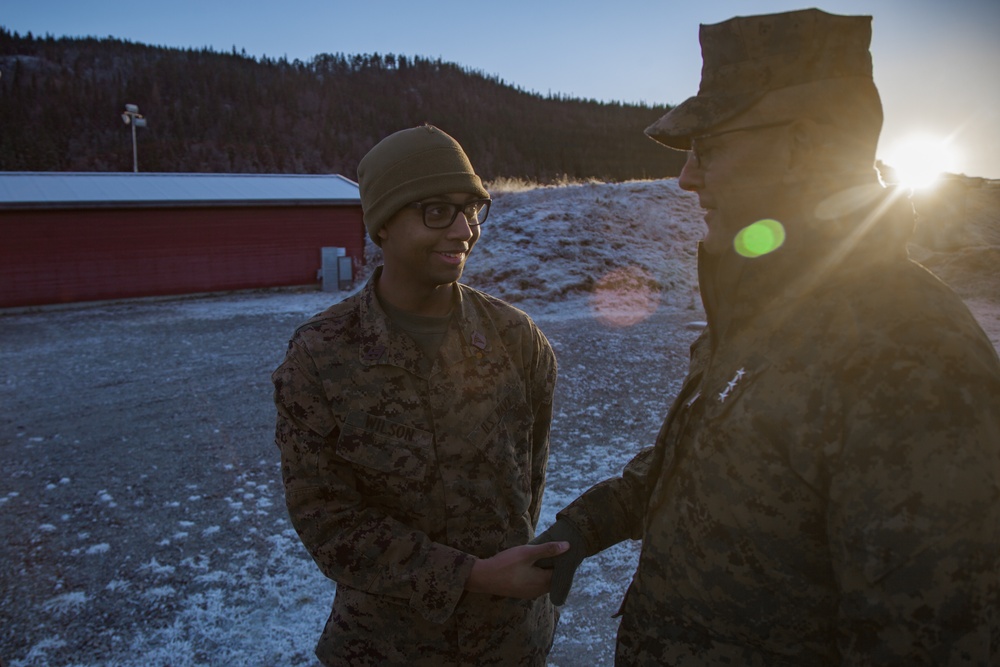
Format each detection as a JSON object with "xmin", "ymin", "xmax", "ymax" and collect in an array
[
  {"xmin": 407, "ymin": 198, "xmax": 492, "ymax": 229},
  {"xmin": 690, "ymin": 120, "xmax": 794, "ymax": 169}
]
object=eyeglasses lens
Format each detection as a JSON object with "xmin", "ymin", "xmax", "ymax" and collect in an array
[{"xmin": 423, "ymin": 200, "xmax": 490, "ymax": 228}]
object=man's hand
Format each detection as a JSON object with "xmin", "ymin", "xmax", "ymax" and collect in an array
[
  {"xmin": 465, "ymin": 541, "xmax": 569, "ymax": 599},
  {"xmin": 529, "ymin": 519, "xmax": 587, "ymax": 605}
]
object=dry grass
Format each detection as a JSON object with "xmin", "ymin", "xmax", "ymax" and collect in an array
[{"xmin": 484, "ymin": 174, "xmax": 604, "ymax": 194}]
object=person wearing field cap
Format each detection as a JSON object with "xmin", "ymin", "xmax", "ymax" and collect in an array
[
  {"xmin": 273, "ymin": 124, "xmax": 563, "ymax": 666},
  {"xmin": 533, "ymin": 9, "xmax": 1000, "ymax": 664}
]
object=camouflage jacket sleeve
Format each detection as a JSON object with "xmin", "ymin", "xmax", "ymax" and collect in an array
[
  {"xmin": 272, "ymin": 340, "xmax": 475, "ymax": 625},
  {"xmin": 554, "ymin": 445, "xmax": 656, "ymax": 556}
]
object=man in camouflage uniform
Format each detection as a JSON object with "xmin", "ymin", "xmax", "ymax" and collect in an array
[
  {"xmin": 534, "ymin": 9, "xmax": 1000, "ymax": 665},
  {"xmin": 273, "ymin": 125, "xmax": 566, "ymax": 666}
]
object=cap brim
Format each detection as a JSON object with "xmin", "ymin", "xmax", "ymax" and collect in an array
[{"xmin": 644, "ymin": 91, "xmax": 761, "ymax": 150}]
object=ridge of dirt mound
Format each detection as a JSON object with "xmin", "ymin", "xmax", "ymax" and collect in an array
[{"xmin": 468, "ymin": 180, "xmax": 704, "ymax": 309}]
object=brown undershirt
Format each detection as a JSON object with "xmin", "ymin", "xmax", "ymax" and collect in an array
[{"xmin": 378, "ymin": 295, "xmax": 452, "ymax": 372}]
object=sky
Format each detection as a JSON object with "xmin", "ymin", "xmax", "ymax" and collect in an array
[{"xmin": 4, "ymin": 0, "xmax": 1000, "ymax": 179}]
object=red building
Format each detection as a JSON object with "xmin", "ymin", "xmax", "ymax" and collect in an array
[{"xmin": 0, "ymin": 172, "xmax": 364, "ymax": 308}]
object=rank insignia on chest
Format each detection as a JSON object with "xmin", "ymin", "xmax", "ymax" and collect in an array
[
  {"xmin": 718, "ymin": 367, "xmax": 746, "ymax": 403},
  {"xmin": 470, "ymin": 331, "xmax": 488, "ymax": 351},
  {"xmin": 363, "ymin": 345, "xmax": 386, "ymax": 363}
]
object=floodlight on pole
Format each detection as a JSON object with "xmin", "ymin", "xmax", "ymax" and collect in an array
[{"xmin": 121, "ymin": 103, "xmax": 147, "ymax": 172}]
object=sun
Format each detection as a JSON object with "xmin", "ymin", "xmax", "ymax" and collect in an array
[{"xmin": 880, "ymin": 134, "xmax": 959, "ymax": 190}]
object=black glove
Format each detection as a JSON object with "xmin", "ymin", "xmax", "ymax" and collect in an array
[{"xmin": 529, "ymin": 519, "xmax": 587, "ymax": 605}]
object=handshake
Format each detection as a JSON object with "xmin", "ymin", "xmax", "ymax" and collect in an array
[
  {"xmin": 465, "ymin": 519, "xmax": 587, "ymax": 604},
  {"xmin": 530, "ymin": 519, "xmax": 587, "ymax": 605}
]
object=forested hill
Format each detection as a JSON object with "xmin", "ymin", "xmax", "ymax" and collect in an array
[{"xmin": 0, "ymin": 27, "xmax": 687, "ymax": 181}]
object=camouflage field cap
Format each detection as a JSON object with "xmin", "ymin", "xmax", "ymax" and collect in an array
[
  {"xmin": 645, "ymin": 8, "xmax": 874, "ymax": 150},
  {"xmin": 357, "ymin": 124, "xmax": 489, "ymax": 245}
]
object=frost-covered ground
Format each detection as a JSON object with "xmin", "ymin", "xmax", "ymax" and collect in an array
[{"xmin": 2, "ymin": 177, "xmax": 997, "ymax": 666}]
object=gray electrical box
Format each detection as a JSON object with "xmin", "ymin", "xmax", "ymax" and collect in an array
[
  {"xmin": 321, "ymin": 247, "xmax": 346, "ymax": 292},
  {"xmin": 338, "ymin": 255, "xmax": 354, "ymax": 291}
]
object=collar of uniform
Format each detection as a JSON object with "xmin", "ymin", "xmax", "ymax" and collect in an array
[
  {"xmin": 697, "ymin": 205, "xmax": 911, "ymax": 344},
  {"xmin": 357, "ymin": 267, "xmax": 493, "ymax": 368},
  {"xmin": 357, "ymin": 268, "xmax": 395, "ymax": 366},
  {"xmin": 697, "ymin": 237, "xmax": 821, "ymax": 343},
  {"xmin": 440, "ymin": 282, "xmax": 494, "ymax": 367}
]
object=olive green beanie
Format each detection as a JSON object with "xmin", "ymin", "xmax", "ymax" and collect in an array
[{"xmin": 357, "ymin": 125, "xmax": 490, "ymax": 245}]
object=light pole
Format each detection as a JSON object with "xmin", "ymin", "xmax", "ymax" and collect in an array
[{"xmin": 120, "ymin": 104, "xmax": 147, "ymax": 172}]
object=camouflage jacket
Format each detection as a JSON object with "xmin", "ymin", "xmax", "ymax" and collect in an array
[
  {"xmin": 559, "ymin": 235, "xmax": 1000, "ymax": 665},
  {"xmin": 272, "ymin": 269, "xmax": 558, "ymax": 666}
]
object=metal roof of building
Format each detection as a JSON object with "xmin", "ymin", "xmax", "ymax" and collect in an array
[{"xmin": 0, "ymin": 172, "xmax": 361, "ymax": 209}]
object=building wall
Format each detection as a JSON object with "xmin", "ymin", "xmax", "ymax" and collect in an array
[{"xmin": 1, "ymin": 204, "xmax": 364, "ymax": 308}]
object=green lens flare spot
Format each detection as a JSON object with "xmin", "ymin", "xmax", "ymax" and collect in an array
[{"xmin": 734, "ymin": 219, "xmax": 786, "ymax": 258}]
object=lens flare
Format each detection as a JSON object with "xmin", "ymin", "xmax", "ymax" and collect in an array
[
  {"xmin": 589, "ymin": 266, "xmax": 660, "ymax": 328},
  {"xmin": 734, "ymin": 219, "xmax": 786, "ymax": 258}
]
